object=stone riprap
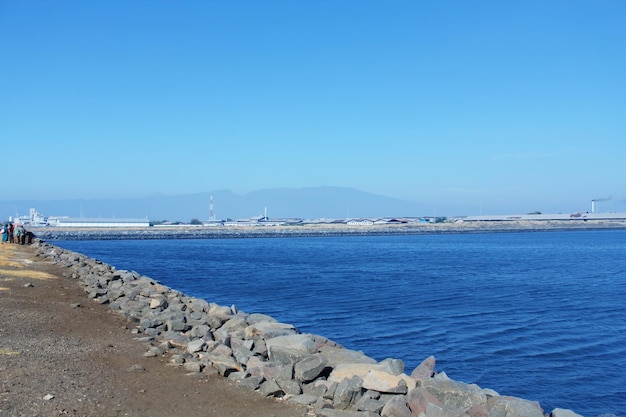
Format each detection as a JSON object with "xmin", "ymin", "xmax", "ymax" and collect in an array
[{"xmin": 32, "ymin": 239, "xmax": 586, "ymax": 417}]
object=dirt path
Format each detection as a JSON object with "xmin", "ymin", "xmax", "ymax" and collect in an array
[{"xmin": 0, "ymin": 243, "xmax": 309, "ymax": 417}]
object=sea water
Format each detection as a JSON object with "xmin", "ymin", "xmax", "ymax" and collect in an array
[{"xmin": 54, "ymin": 230, "xmax": 626, "ymax": 416}]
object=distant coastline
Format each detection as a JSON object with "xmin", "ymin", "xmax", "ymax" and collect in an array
[{"xmin": 35, "ymin": 219, "xmax": 626, "ymax": 240}]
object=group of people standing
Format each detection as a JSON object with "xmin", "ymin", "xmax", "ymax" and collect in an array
[{"xmin": 1, "ymin": 222, "xmax": 31, "ymax": 244}]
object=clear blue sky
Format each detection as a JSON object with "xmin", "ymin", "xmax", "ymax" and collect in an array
[{"xmin": 1, "ymin": 1, "xmax": 624, "ymax": 215}]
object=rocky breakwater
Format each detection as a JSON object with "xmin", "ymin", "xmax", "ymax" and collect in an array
[{"xmin": 32, "ymin": 239, "xmax": 587, "ymax": 417}]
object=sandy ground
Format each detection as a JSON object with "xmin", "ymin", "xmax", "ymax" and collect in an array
[{"xmin": 0, "ymin": 243, "xmax": 309, "ymax": 417}]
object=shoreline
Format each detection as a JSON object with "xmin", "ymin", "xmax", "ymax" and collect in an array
[
  {"xmin": 22, "ymin": 239, "xmax": 605, "ymax": 416},
  {"xmin": 32, "ymin": 220, "xmax": 626, "ymax": 240}
]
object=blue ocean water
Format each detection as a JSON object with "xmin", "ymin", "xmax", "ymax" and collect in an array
[{"xmin": 54, "ymin": 230, "xmax": 626, "ymax": 416}]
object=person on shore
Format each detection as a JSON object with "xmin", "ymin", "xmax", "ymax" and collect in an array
[
  {"xmin": 13, "ymin": 223, "xmax": 22, "ymax": 244},
  {"xmin": 1, "ymin": 223, "xmax": 7, "ymax": 243},
  {"xmin": 7, "ymin": 222, "xmax": 14, "ymax": 243},
  {"xmin": 18, "ymin": 224, "xmax": 27, "ymax": 244}
]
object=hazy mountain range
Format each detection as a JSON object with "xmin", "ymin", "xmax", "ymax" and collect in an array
[{"xmin": 1, "ymin": 187, "xmax": 423, "ymax": 222}]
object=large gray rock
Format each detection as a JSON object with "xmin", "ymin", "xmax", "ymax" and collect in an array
[
  {"xmin": 204, "ymin": 352, "xmax": 242, "ymax": 376},
  {"xmin": 381, "ymin": 395, "xmax": 412, "ymax": 417},
  {"xmin": 187, "ymin": 339, "xmax": 206, "ymax": 354},
  {"xmin": 550, "ymin": 409, "xmax": 582, "ymax": 417},
  {"xmin": 319, "ymin": 346, "xmax": 377, "ymax": 368},
  {"xmin": 421, "ymin": 378, "xmax": 487, "ymax": 410},
  {"xmin": 213, "ymin": 317, "xmax": 247, "ymax": 343},
  {"xmin": 245, "ymin": 356, "xmax": 266, "ymax": 375},
  {"xmin": 238, "ymin": 375, "xmax": 264, "ymax": 391},
  {"xmin": 361, "ymin": 369, "xmax": 408, "ymax": 394},
  {"xmin": 378, "ymin": 358, "xmax": 405, "ymax": 375},
  {"xmin": 424, "ymin": 401, "xmax": 466, "ymax": 417},
  {"xmin": 266, "ymin": 334, "xmax": 316, "ymax": 364},
  {"xmin": 288, "ymin": 393, "xmax": 319, "ymax": 406},
  {"xmin": 333, "ymin": 376, "xmax": 364, "ymax": 410},
  {"xmin": 166, "ymin": 317, "xmax": 189, "ymax": 332},
  {"xmin": 295, "ymin": 353, "xmax": 329, "ymax": 382},
  {"xmin": 231, "ymin": 338, "xmax": 254, "ymax": 365},
  {"xmin": 487, "ymin": 397, "xmax": 544, "ymax": 417},
  {"xmin": 351, "ymin": 395, "xmax": 386, "ymax": 413},
  {"xmin": 244, "ymin": 321, "xmax": 298, "ymax": 339},
  {"xmin": 246, "ymin": 313, "xmax": 277, "ymax": 325},
  {"xmin": 259, "ymin": 378, "xmax": 284, "ymax": 397},
  {"xmin": 276, "ymin": 378, "xmax": 302, "ymax": 395},
  {"xmin": 187, "ymin": 298, "xmax": 210, "ymax": 314},
  {"xmin": 406, "ymin": 387, "xmax": 444, "ymax": 416},
  {"xmin": 258, "ymin": 362, "xmax": 293, "ymax": 381},
  {"xmin": 329, "ymin": 363, "xmax": 399, "ymax": 384},
  {"xmin": 207, "ymin": 304, "xmax": 233, "ymax": 326},
  {"xmin": 411, "ymin": 355, "xmax": 436, "ymax": 380},
  {"xmin": 189, "ymin": 324, "xmax": 211, "ymax": 339}
]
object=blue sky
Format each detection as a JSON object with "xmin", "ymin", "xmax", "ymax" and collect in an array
[{"xmin": 1, "ymin": 1, "xmax": 624, "ymax": 216}]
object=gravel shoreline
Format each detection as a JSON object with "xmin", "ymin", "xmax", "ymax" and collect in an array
[{"xmin": 0, "ymin": 243, "xmax": 309, "ymax": 417}]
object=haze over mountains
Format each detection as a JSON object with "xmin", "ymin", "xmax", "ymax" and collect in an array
[{"xmin": 1, "ymin": 187, "xmax": 425, "ymax": 222}]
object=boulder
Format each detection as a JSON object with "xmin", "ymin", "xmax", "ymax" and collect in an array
[
  {"xmin": 410, "ymin": 355, "xmax": 436, "ymax": 380},
  {"xmin": 205, "ymin": 352, "xmax": 242, "ymax": 376},
  {"xmin": 213, "ymin": 317, "xmax": 247, "ymax": 343},
  {"xmin": 333, "ymin": 376, "xmax": 364, "ymax": 410},
  {"xmin": 361, "ymin": 369, "xmax": 408, "ymax": 394},
  {"xmin": 244, "ymin": 321, "xmax": 298, "ymax": 339},
  {"xmin": 246, "ymin": 313, "xmax": 277, "ymax": 325},
  {"xmin": 550, "ymin": 409, "xmax": 583, "ymax": 417},
  {"xmin": 329, "ymin": 363, "xmax": 392, "ymax": 384},
  {"xmin": 288, "ymin": 393, "xmax": 319, "ymax": 406},
  {"xmin": 421, "ymin": 378, "xmax": 487, "ymax": 410},
  {"xmin": 487, "ymin": 396, "xmax": 544, "ymax": 417},
  {"xmin": 187, "ymin": 339, "xmax": 206, "ymax": 354},
  {"xmin": 425, "ymin": 401, "xmax": 467, "ymax": 417},
  {"xmin": 189, "ymin": 324, "xmax": 211, "ymax": 339},
  {"xmin": 406, "ymin": 387, "xmax": 444, "ymax": 416},
  {"xmin": 266, "ymin": 334, "xmax": 316, "ymax": 365},
  {"xmin": 238, "ymin": 375, "xmax": 264, "ymax": 391},
  {"xmin": 264, "ymin": 363, "xmax": 294, "ymax": 382},
  {"xmin": 276, "ymin": 378, "xmax": 302, "ymax": 395},
  {"xmin": 295, "ymin": 353, "xmax": 329, "ymax": 382},
  {"xmin": 319, "ymin": 345, "xmax": 377, "ymax": 368},
  {"xmin": 351, "ymin": 395, "xmax": 385, "ymax": 413},
  {"xmin": 259, "ymin": 378, "xmax": 284, "ymax": 397},
  {"xmin": 380, "ymin": 395, "xmax": 412, "ymax": 417}
]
